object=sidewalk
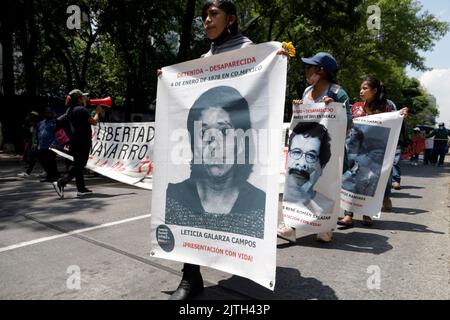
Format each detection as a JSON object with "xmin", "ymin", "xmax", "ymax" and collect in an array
[{"xmin": 0, "ymin": 151, "xmax": 22, "ymax": 164}]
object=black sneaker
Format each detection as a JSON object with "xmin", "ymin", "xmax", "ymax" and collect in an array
[
  {"xmin": 52, "ymin": 181, "xmax": 64, "ymax": 199},
  {"xmin": 77, "ymin": 189, "xmax": 93, "ymax": 197}
]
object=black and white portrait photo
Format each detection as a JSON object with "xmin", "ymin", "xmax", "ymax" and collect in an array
[
  {"xmin": 342, "ymin": 124, "xmax": 390, "ymax": 197},
  {"xmin": 283, "ymin": 122, "xmax": 334, "ymax": 215},
  {"xmin": 164, "ymin": 86, "xmax": 266, "ymax": 239}
]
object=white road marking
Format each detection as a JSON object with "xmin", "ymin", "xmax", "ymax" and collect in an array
[{"xmin": 0, "ymin": 214, "xmax": 151, "ymax": 253}]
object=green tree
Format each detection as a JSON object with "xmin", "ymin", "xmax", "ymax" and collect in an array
[
  {"xmin": 1, "ymin": 0, "xmax": 448, "ymax": 126},
  {"xmin": 398, "ymin": 77, "xmax": 439, "ymax": 129}
]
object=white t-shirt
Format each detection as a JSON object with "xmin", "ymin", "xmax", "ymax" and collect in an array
[{"xmin": 425, "ymin": 137, "xmax": 434, "ymax": 149}]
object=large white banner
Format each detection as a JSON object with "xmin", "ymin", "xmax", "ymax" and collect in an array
[
  {"xmin": 281, "ymin": 103, "xmax": 347, "ymax": 233},
  {"xmin": 51, "ymin": 122, "xmax": 154, "ymax": 189},
  {"xmin": 150, "ymin": 42, "xmax": 287, "ymax": 290},
  {"xmin": 341, "ymin": 112, "xmax": 404, "ymax": 218}
]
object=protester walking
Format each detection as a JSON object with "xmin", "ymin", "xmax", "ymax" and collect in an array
[
  {"xmin": 410, "ymin": 127, "xmax": 425, "ymax": 166},
  {"xmin": 277, "ymin": 51, "xmax": 352, "ymax": 243},
  {"xmin": 36, "ymin": 108, "xmax": 60, "ymax": 182},
  {"xmin": 18, "ymin": 111, "xmax": 39, "ymax": 178},
  {"xmin": 427, "ymin": 122, "xmax": 450, "ymax": 167},
  {"xmin": 386, "ymin": 100, "xmax": 408, "ymax": 190},
  {"xmin": 337, "ymin": 76, "xmax": 407, "ymax": 227},
  {"xmin": 163, "ymin": 0, "xmax": 289, "ymax": 301},
  {"xmin": 166, "ymin": 0, "xmax": 253, "ymax": 301},
  {"xmin": 424, "ymin": 129, "xmax": 434, "ymax": 165},
  {"xmin": 52, "ymin": 89, "xmax": 102, "ymax": 199}
]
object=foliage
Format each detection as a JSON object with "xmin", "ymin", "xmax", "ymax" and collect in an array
[{"xmin": 0, "ymin": 0, "xmax": 448, "ymax": 124}]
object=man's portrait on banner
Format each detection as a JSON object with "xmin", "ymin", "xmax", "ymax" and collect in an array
[
  {"xmin": 283, "ymin": 122, "xmax": 334, "ymax": 215},
  {"xmin": 165, "ymin": 86, "xmax": 266, "ymax": 239}
]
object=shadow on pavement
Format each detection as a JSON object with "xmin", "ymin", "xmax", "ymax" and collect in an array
[
  {"xmin": 397, "ymin": 185, "xmax": 425, "ymax": 190},
  {"xmin": 31, "ymin": 218, "xmax": 98, "ymax": 232},
  {"xmin": 214, "ymin": 267, "xmax": 337, "ymax": 300},
  {"xmin": 390, "ymin": 192, "xmax": 422, "ymax": 199},
  {"xmin": 0, "ymin": 192, "xmax": 109, "ymax": 217},
  {"xmin": 278, "ymin": 232, "xmax": 393, "ymax": 255},
  {"xmin": 368, "ymin": 220, "xmax": 444, "ymax": 234},
  {"xmin": 74, "ymin": 192, "xmax": 136, "ymax": 199},
  {"xmin": 401, "ymin": 163, "xmax": 449, "ymax": 178},
  {"xmin": 0, "ymin": 213, "xmax": 98, "ymax": 233},
  {"xmin": 391, "ymin": 207, "xmax": 428, "ymax": 215},
  {"xmin": 0, "ymin": 178, "xmax": 23, "ymax": 183}
]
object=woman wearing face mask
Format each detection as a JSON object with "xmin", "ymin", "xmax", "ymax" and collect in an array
[
  {"xmin": 292, "ymin": 52, "xmax": 352, "ymax": 125},
  {"xmin": 165, "ymin": 0, "xmax": 289, "ymax": 301},
  {"xmin": 277, "ymin": 52, "xmax": 352, "ymax": 243},
  {"xmin": 167, "ymin": 0, "xmax": 251, "ymax": 302},
  {"xmin": 338, "ymin": 76, "xmax": 408, "ymax": 227}
]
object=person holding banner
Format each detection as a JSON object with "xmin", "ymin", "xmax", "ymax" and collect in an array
[
  {"xmin": 52, "ymin": 89, "xmax": 102, "ymax": 199},
  {"xmin": 164, "ymin": 0, "xmax": 290, "ymax": 301},
  {"xmin": 338, "ymin": 76, "xmax": 408, "ymax": 227},
  {"xmin": 165, "ymin": 0, "xmax": 254, "ymax": 301},
  {"xmin": 278, "ymin": 52, "xmax": 351, "ymax": 243}
]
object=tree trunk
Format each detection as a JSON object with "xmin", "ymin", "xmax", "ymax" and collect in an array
[
  {"xmin": 0, "ymin": 0, "xmax": 17, "ymax": 97},
  {"xmin": 177, "ymin": 0, "xmax": 196, "ymax": 62},
  {"xmin": 125, "ymin": 74, "xmax": 134, "ymax": 122},
  {"xmin": 1, "ymin": 31, "xmax": 15, "ymax": 96},
  {"xmin": 80, "ymin": 35, "xmax": 96, "ymax": 91},
  {"xmin": 80, "ymin": 13, "xmax": 98, "ymax": 91},
  {"xmin": 19, "ymin": 0, "xmax": 38, "ymax": 96}
]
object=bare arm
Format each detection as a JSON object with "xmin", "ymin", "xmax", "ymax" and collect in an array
[{"xmin": 88, "ymin": 106, "xmax": 102, "ymax": 125}]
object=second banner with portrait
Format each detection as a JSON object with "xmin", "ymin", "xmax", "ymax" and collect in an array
[
  {"xmin": 281, "ymin": 103, "xmax": 347, "ymax": 234},
  {"xmin": 151, "ymin": 42, "xmax": 287, "ymax": 290}
]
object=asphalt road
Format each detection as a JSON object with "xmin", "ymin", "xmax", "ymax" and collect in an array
[{"xmin": 0, "ymin": 156, "xmax": 448, "ymax": 300}]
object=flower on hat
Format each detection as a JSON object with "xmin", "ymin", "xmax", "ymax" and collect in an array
[{"xmin": 281, "ymin": 41, "xmax": 296, "ymax": 58}]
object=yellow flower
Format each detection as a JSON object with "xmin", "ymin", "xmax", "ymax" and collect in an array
[{"xmin": 281, "ymin": 41, "xmax": 296, "ymax": 58}]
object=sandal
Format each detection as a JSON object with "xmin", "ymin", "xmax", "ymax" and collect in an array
[
  {"xmin": 337, "ymin": 217, "xmax": 354, "ymax": 228},
  {"xmin": 277, "ymin": 225, "xmax": 297, "ymax": 243}
]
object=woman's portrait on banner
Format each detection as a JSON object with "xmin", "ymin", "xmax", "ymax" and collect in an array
[{"xmin": 165, "ymin": 86, "xmax": 266, "ymax": 239}]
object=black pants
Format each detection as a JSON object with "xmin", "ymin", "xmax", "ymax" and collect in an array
[
  {"xmin": 59, "ymin": 142, "xmax": 90, "ymax": 191},
  {"xmin": 424, "ymin": 149, "xmax": 433, "ymax": 164},
  {"xmin": 432, "ymin": 142, "xmax": 447, "ymax": 165},
  {"xmin": 25, "ymin": 149, "xmax": 37, "ymax": 174},
  {"xmin": 183, "ymin": 263, "xmax": 200, "ymax": 277},
  {"xmin": 38, "ymin": 149, "xmax": 59, "ymax": 179}
]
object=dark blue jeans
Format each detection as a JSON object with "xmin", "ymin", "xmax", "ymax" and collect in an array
[
  {"xmin": 391, "ymin": 146, "xmax": 401, "ymax": 184},
  {"xmin": 433, "ymin": 142, "xmax": 447, "ymax": 165}
]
